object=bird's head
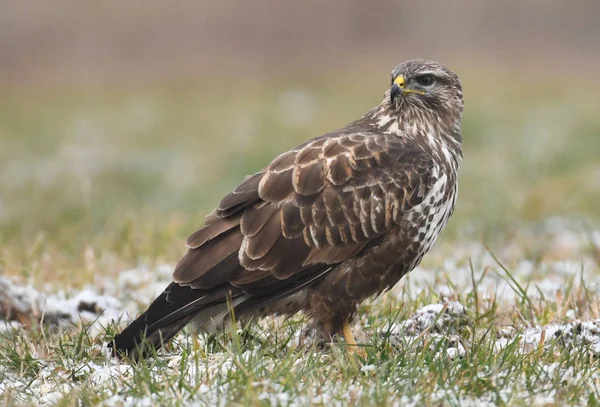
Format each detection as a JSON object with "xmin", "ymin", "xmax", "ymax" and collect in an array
[{"xmin": 387, "ymin": 59, "xmax": 463, "ymax": 124}]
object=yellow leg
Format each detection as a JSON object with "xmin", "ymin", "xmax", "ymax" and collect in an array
[
  {"xmin": 343, "ymin": 322, "xmax": 366, "ymax": 357},
  {"xmin": 343, "ymin": 323, "xmax": 357, "ymax": 346}
]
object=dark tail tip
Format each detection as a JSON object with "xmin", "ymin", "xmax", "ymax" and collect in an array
[
  {"xmin": 108, "ymin": 313, "xmax": 193, "ymax": 361},
  {"xmin": 107, "ymin": 333, "xmax": 139, "ymax": 360}
]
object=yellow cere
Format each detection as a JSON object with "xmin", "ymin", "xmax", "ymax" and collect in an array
[{"xmin": 394, "ymin": 75, "xmax": 405, "ymax": 88}]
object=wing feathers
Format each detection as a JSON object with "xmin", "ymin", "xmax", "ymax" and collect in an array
[
  {"xmin": 188, "ymin": 253, "xmax": 242, "ymax": 290},
  {"xmin": 293, "ymin": 162, "xmax": 325, "ymax": 195},
  {"xmin": 268, "ymin": 150, "xmax": 297, "ymax": 172},
  {"xmin": 173, "ymin": 229, "xmax": 243, "ymax": 284},
  {"xmin": 269, "ymin": 236, "xmax": 312, "ymax": 278},
  {"xmin": 240, "ymin": 203, "xmax": 276, "ymax": 237},
  {"xmin": 245, "ymin": 210, "xmax": 282, "ymax": 260},
  {"xmin": 328, "ymin": 153, "xmax": 354, "ymax": 185},
  {"xmin": 185, "ymin": 213, "xmax": 242, "ymax": 249},
  {"xmin": 281, "ymin": 204, "xmax": 304, "ymax": 238},
  {"xmin": 218, "ymin": 172, "xmax": 264, "ymax": 215},
  {"xmin": 258, "ymin": 169, "xmax": 294, "ymax": 202}
]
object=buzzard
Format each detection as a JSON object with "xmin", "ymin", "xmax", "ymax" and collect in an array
[{"xmin": 110, "ymin": 59, "xmax": 464, "ymax": 359}]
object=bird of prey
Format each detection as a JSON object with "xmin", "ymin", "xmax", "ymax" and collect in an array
[{"xmin": 109, "ymin": 59, "xmax": 464, "ymax": 359}]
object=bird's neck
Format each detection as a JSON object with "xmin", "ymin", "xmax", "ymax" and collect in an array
[{"xmin": 363, "ymin": 101, "xmax": 463, "ymax": 167}]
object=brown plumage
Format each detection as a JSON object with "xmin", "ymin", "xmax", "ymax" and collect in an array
[{"xmin": 109, "ymin": 59, "xmax": 464, "ymax": 359}]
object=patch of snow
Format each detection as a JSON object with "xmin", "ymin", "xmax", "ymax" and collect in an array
[
  {"xmin": 0, "ymin": 264, "xmax": 176, "ymax": 335},
  {"xmin": 360, "ymin": 364, "xmax": 376, "ymax": 373},
  {"xmin": 0, "ymin": 320, "xmax": 22, "ymax": 332},
  {"xmin": 392, "ymin": 301, "xmax": 467, "ymax": 336},
  {"xmin": 0, "ymin": 276, "xmax": 124, "ymax": 335},
  {"xmin": 520, "ymin": 320, "xmax": 600, "ymax": 354},
  {"xmin": 445, "ymin": 339, "xmax": 466, "ymax": 359}
]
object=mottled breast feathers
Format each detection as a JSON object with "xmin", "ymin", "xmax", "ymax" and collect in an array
[{"xmin": 173, "ymin": 129, "xmax": 437, "ymax": 295}]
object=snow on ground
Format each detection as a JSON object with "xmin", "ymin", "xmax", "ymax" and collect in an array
[
  {"xmin": 0, "ymin": 264, "xmax": 173, "ymax": 336},
  {"xmin": 0, "ymin": 277, "xmax": 123, "ymax": 335},
  {"xmin": 0, "ymin": 218, "xmax": 599, "ymax": 405},
  {"xmin": 404, "ymin": 219, "xmax": 600, "ymax": 304},
  {"xmin": 385, "ymin": 300, "xmax": 600, "ymax": 358}
]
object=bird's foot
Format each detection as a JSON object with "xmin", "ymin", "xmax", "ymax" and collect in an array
[{"xmin": 343, "ymin": 322, "xmax": 366, "ymax": 359}]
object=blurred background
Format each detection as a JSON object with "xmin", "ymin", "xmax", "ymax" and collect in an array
[{"xmin": 1, "ymin": 1, "xmax": 599, "ymax": 283}]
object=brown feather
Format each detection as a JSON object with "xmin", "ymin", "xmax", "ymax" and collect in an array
[
  {"xmin": 269, "ymin": 236, "xmax": 312, "ymax": 279},
  {"xmin": 233, "ymin": 262, "xmax": 327, "ymax": 297},
  {"xmin": 322, "ymin": 139, "xmax": 347, "ymax": 158},
  {"xmin": 240, "ymin": 203, "xmax": 276, "ymax": 237},
  {"xmin": 349, "ymin": 221, "xmax": 367, "ymax": 243},
  {"xmin": 293, "ymin": 162, "xmax": 325, "ymax": 195},
  {"xmin": 304, "ymin": 243, "xmax": 364, "ymax": 265},
  {"xmin": 239, "ymin": 247, "xmax": 269, "ymax": 270},
  {"xmin": 185, "ymin": 214, "xmax": 242, "ymax": 249},
  {"xmin": 328, "ymin": 153, "xmax": 354, "ymax": 185},
  {"xmin": 348, "ymin": 140, "xmax": 372, "ymax": 160},
  {"xmin": 280, "ymin": 204, "xmax": 304, "ymax": 238},
  {"xmin": 240, "ymin": 230, "xmax": 292, "ymax": 272},
  {"xmin": 268, "ymin": 150, "xmax": 297, "ymax": 172},
  {"xmin": 359, "ymin": 198, "xmax": 375, "ymax": 238},
  {"xmin": 337, "ymin": 222, "xmax": 353, "ymax": 244},
  {"xmin": 366, "ymin": 136, "xmax": 385, "ymax": 152},
  {"xmin": 218, "ymin": 172, "xmax": 263, "ymax": 215},
  {"xmin": 245, "ymin": 211, "xmax": 282, "ymax": 260},
  {"xmin": 258, "ymin": 168, "xmax": 294, "ymax": 202},
  {"xmin": 299, "ymin": 205, "xmax": 312, "ymax": 225},
  {"xmin": 295, "ymin": 146, "xmax": 321, "ymax": 164},
  {"xmin": 294, "ymin": 192, "xmax": 320, "ymax": 208},
  {"xmin": 311, "ymin": 195, "xmax": 327, "ymax": 228},
  {"xmin": 325, "ymin": 225, "xmax": 342, "ymax": 246},
  {"xmin": 188, "ymin": 253, "xmax": 242, "ymax": 289},
  {"xmin": 370, "ymin": 185, "xmax": 386, "ymax": 233},
  {"xmin": 204, "ymin": 210, "xmax": 219, "ymax": 225},
  {"xmin": 173, "ymin": 229, "xmax": 243, "ymax": 284},
  {"xmin": 322, "ymin": 188, "xmax": 344, "ymax": 225},
  {"xmin": 339, "ymin": 190, "xmax": 360, "ymax": 224},
  {"xmin": 230, "ymin": 267, "xmax": 272, "ymax": 286}
]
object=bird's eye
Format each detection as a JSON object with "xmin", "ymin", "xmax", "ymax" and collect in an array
[{"xmin": 415, "ymin": 74, "xmax": 435, "ymax": 87}]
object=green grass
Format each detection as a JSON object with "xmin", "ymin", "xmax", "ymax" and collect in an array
[
  {"xmin": 1, "ymin": 73, "xmax": 600, "ymax": 406},
  {"xmin": 2, "ymin": 265, "xmax": 600, "ymax": 406}
]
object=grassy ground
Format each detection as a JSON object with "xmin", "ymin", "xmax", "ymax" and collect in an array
[{"xmin": 1, "ymin": 73, "xmax": 600, "ymax": 406}]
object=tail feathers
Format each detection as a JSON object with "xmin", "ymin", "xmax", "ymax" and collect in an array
[
  {"xmin": 109, "ymin": 283, "xmax": 245, "ymax": 360},
  {"xmin": 109, "ymin": 313, "xmax": 194, "ymax": 360},
  {"xmin": 108, "ymin": 291, "xmax": 196, "ymax": 360},
  {"xmin": 109, "ymin": 265, "xmax": 334, "ymax": 360}
]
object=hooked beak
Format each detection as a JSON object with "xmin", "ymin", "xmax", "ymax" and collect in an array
[
  {"xmin": 390, "ymin": 75, "xmax": 425, "ymax": 104},
  {"xmin": 390, "ymin": 82, "xmax": 402, "ymax": 104}
]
